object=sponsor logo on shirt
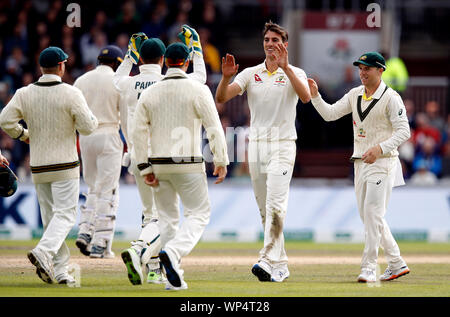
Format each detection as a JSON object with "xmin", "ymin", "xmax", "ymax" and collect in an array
[{"xmin": 254, "ymin": 74, "xmax": 263, "ymax": 83}]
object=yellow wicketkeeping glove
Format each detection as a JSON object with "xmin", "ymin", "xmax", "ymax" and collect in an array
[
  {"xmin": 126, "ymin": 32, "xmax": 148, "ymax": 64},
  {"xmin": 177, "ymin": 24, "xmax": 202, "ymax": 59}
]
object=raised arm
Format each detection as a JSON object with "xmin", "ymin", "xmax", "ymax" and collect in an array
[
  {"xmin": 113, "ymin": 55, "xmax": 133, "ymax": 92},
  {"xmin": 307, "ymin": 78, "xmax": 352, "ymax": 122},
  {"xmin": 274, "ymin": 43, "xmax": 311, "ymax": 103},
  {"xmin": 215, "ymin": 54, "xmax": 241, "ymax": 103}
]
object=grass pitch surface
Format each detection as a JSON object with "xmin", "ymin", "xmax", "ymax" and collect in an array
[{"xmin": 0, "ymin": 240, "xmax": 449, "ymax": 297}]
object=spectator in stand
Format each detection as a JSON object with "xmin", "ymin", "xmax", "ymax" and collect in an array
[
  {"xmin": 404, "ymin": 98, "xmax": 416, "ymax": 130},
  {"xmin": 412, "ymin": 112, "xmax": 441, "ymax": 149},
  {"xmin": 425, "ymin": 100, "xmax": 445, "ymax": 134},
  {"xmin": 409, "ymin": 160, "xmax": 438, "ymax": 185},
  {"xmin": 80, "ymin": 29, "xmax": 108, "ymax": 68},
  {"xmin": 141, "ymin": 0, "xmax": 168, "ymax": 41},
  {"xmin": 115, "ymin": 33, "xmax": 130, "ymax": 56},
  {"xmin": 412, "ymin": 136, "xmax": 442, "ymax": 178},
  {"xmin": 112, "ymin": 0, "xmax": 141, "ymax": 40},
  {"xmin": 198, "ymin": 27, "xmax": 220, "ymax": 75}
]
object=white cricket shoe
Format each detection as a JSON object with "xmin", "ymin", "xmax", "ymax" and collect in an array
[
  {"xmin": 380, "ymin": 265, "xmax": 410, "ymax": 281},
  {"xmin": 159, "ymin": 249, "xmax": 185, "ymax": 288},
  {"xmin": 357, "ymin": 268, "xmax": 377, "ymax": 283},
  {"xmin": 147, "ymin": 267, "xmax": 167, "ymax": 284},
  {"xmin": 55, "ymin": 272, "xmax": 76, "ymax": 285},
  {"xmin": 27, "ymin": 248, "xmax": 54, "ymax": 284},
  {"xmin": 251, "ymin": 261, "xmax": 272, "ymax": 282},
  {"xmin": 165, "ymin": 280, "xmax": 188, "ymax": 291},
  {"xmin": 121, "ymin": 248, "xmax": 144, "ymax": 285},
  {"xmin": 271, "ymin": 267, "xmax": 290, "ymax": 282}
]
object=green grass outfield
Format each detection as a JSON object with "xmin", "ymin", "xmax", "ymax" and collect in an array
[{"xmin": 0, "ymin": 240, "xmax": 449, "ymax": 297}]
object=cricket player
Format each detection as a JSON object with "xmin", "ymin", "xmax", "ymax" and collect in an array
[
  {"xmin": 73, "ymin": 45, "xmax": 125, "ymax": 259},
  {"xmin": 132, "ymin": 42, "xmax": 229, "ymax": 290},
  {"xmin": 0, "ymin": 46, "xmax": 98, "ymax": 284},
  {"xmin": 114, "ymin": 26, "xmax": 207, "ymax": 285},
  {"xmin": 215, "ymin": 22, "xmax": 311, "ymax": 282},
  {"xmin": 307, "ymin": 52, "xmax": 411, "ymax": 282}
]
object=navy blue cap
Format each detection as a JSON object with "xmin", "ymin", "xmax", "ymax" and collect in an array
[
  {"xmin": 98, "ymin": 45, "xmax": 124, "ymax": 62},
  {"xmin": 165, "ymin": 42, "xmax": 189, "ymax": 66},
  {"xmin": 39, "ymin": 46, "xmax": 68, "ymax": 68}
]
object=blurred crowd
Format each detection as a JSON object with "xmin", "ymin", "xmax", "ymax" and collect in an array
[{"xmin": 0, "ymin": 0, "xmax": 448, "ymax": 185}]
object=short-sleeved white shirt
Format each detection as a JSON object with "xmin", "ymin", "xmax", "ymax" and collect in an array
[{"xmin": 233, "ymin": 61, "xmax": 307, "ymax": 142}]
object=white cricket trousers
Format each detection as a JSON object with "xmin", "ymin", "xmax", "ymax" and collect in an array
[
  {"xmin": 354, "ymin": 157, "xmax": 406, "ymax": 271},
  {"xmin": 153, "ymin": 172, "xmax": 210, "ymax": 263},
  {"xmin": 79, "ymin": 130, "xmax": 122, "ymax": 247},
  {"xmin": 248, "ymin": 140, "xmax": 296, "ymax": 269},
  {"xmin": 129, "ymin": 158, "xmax": 158, "ymax": 225},
  {"xmin": 35, "ymin": 178, "xmax": 79, "ymax": 277}
]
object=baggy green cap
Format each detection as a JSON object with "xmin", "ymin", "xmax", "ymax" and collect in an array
[
  {"xmin": 39, "ymin": 46, "xmax": 68, "ymax": 68},
  {"xmin": 140, "ymin": 38, "xmax": 166, "ymax": 60},
  {"xmin": 353, "ymin": 52, "xmax": 386, "ymax": 69}
]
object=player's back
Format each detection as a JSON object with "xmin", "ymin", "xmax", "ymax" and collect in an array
[{"xmin": 74, "ymin": 65, "xmax": 121, "ymax": 128}]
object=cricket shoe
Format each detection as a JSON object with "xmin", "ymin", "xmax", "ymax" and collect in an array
[
  {"xmin": 165, "ymin": 280, "xmax": 188, "ymax": 291},
  {"xmin": 159, "ymin": 250, "xmax": 184, "ymax": 288},
  {"xmin": 121, "ymin": 248, "xmax": 144, "ymax": 285},
  {"xmin": 55, "ymin": 272, "xmax": 76, "ymax": 286},
  {"xmin": 251, "ymin": 261, "xmax": 272, "ymax": 282},
  {"xmin": 147, "ymin": 268, "xmax": 167, "ymax": 284},
  {"xmin": 90, "ymin": 245, "xmax": 106, "ymax": 258},
  {"xmin": 75, "ymin": 233, "xmax": 91, "ymax": 256},
  {"xmin": 27, "ymin": 248, "xmax": 54, "ymax": 284},
  {"xmin": 357, "ymin": 268, "xmax": 377, "ymax": 283},
  {"xmin": 380, "ymin": 265, "xmax": 410, "ymax": 281},
  {"xmin": 271, "ymin": 267, "xmax": 290, "ymax": 282}
]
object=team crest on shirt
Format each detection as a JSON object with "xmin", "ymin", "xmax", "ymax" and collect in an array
[
  {"xmin": 274, "ymin": 75, "xmax": 286, "ymax": 86},
  {"xmin": 357, "ymin": 127, "xmax": 366, "ymax": 138},
  {"xmin": 254, "ymin": 74, "xmax": 263, "ymax": 83}
]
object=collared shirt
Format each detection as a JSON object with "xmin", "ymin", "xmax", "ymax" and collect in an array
[
  {"xmin": 233, "ymin": 61, "xmax": 308, "ymax": 142},
  {"xmin": 38, "ymin": 74, "xmax": 62, "ymax": 82}
]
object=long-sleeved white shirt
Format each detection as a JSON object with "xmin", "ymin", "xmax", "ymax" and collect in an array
[
  {"xmin": 132, "ymin": 67, "xmax": 229, "ymax": 175},
  {"xmin": 73, "ymin": 65, "xmax": 123, "ymax": 133},
  {"xmin": 310, "ymin": 80, "xmax": 411, "ymax": 159},
  {"xmin": 0, "ymin": 74, "xmax": 98, "ymax": 183}
]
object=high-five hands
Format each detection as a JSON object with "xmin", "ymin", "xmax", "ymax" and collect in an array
[
  {"xmin": 307, "ymin": 78, "xmax": 319, "ymax": 97},
  {"xmin": 221, "ymin": 54, "xmax": 239, "ymax": 79}
]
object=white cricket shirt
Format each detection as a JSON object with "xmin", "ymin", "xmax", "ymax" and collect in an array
[
  {"xmin": 233, "ymin": 61, "xmax": 308, "ymax": 142},
  {"xmin": 311, "ymin": 80, "xmax": 411, "ymax": 159}
]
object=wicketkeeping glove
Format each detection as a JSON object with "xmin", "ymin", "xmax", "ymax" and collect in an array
[
  {"xmin": 126, "ymin": 32, "xmax": 148, "ymax": 64},
  {"xmin": 177, "ymin": 24, "xmax": 203, "ymax": 59}
]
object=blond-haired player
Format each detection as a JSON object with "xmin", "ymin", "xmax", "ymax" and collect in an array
[{"xmin": 308, "ymin": 52, "xmax": 411, "ymax": 282}]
